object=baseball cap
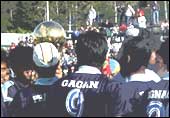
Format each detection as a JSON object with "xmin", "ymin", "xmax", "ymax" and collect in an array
[{"xmin": 33, "ymin": 42, "xmax": 59, "ymax": 68}]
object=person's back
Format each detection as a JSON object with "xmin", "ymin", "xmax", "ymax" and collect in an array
[
  {"xmin": 145, "ymin": 80, "xmax": 169, "ymax": 117},
  {"xmin": 9, "ymin": 42, "xmax": 59, "ymax": 117},
  {"xmin": 144, "ymin": 39, "xmax": 169, "ymax": 117},
  {"xmin": 116, "ymin": 36, "xmax": 163, "ymax": 116},
  {"xmin": 48, "ymin": 31, "xmax": 121, "ymax": 117},
  {"xmin": 49, "ymin": 72, "xmax": 120, "ymax": 117},
  {"xmin": 9, "ymin": 85, "xmax": 52, "ymax": 117},
  {"xmin": 116, "ymin": 79, "xmax": 169, "ymax": 117},
  {"xmin": 116, "ymin": 81, "xmax": 151, "ymax": 116}
]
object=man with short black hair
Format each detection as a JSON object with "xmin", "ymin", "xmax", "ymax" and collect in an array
[
  {"xmin": 116, "ymin": 36, "xmax": 165, "ymax": 117},
  {"xmin": 48, "ymin": 31, "xmax": 122, "ymax": 117}
]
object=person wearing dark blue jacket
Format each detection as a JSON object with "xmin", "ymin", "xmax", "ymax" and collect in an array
[{"xmin": 48, "ymin": 31, "xmax": 122, "ymax": 117}]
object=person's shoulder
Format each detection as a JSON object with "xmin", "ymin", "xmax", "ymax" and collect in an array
[
  {"xmin": 145, "ymin": 69, "xmax": 161, "ymax": 82},
  {"xmin": 15, "ymin": 86, "xmax": 32, "ymax": 96},
  {"xmin": 10, "ymin": 86, "xmax": 32, "ymax": 108},
  {"xmin": 52, "ymin": 74, "xmax": 76, "ymax": 88},
  {"xmin": 53, "ymin": 73, "xmax": 111, "ymax": 90},
  {"xmin": 105, "ymin": 78, "xmax": 123, "ymax": 94},
  {"xmin": 10, "ymin": 78, "xmax": 26, "ymax": 89},
  {"xmin": 146, "ymin": 69, "xmax": 157, "ymax": 74},
  {"xmin": 157, "ymin": 78, "xmax": 169, "ymax": 87},
  {"xmin": 3, "ymin": 80, "xmax": 15, "ymax": 88},
  {"xmin": 120, "ymin": 80, "xmax": 152, "ymax": 94}
]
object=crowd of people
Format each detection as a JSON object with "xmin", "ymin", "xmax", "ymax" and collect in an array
[
  {"xmin": 1, "ymin": 3, "xmax": 169, "ymax": 117},
  {"xmin": 117, "ymin": 1, "xmax": 161, "ymax": 27}
]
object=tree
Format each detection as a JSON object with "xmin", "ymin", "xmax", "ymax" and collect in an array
[
  {"xmin": 139, "ymin": 1, "xmax": 147, "ymax": 8},
  {"xmin": 1, "ymin": 1, "xmax": 17, "ymax": 32},
  {"xmin": 2, "ymin": 1, "xmax": 168, "ymax": 33},
  {"xmin": 9, "ymin": 1, "xmax": 43, "ymax": 32}
]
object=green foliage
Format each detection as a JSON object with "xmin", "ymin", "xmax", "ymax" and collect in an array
[
  {"xmin": 7, "ymin": 27, "xmax": 29, "ymax": 33},
  {"xmin": 11, "ymin": 1, "xmax": 42, "ymax": 32},
  {"xmin": 1, "ymin": 15, "xmax": 11, "ymax": 32},
  {"xmin": 138, "ymin": 1, "xmax": 147, "ymax": 8},
  {"xmin": 1, "ymin": 1, "xmax": 169, "ymax": 33}
]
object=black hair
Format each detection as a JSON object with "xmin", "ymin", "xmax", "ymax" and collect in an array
[
  {"xmin": 119, "ymin": 36, "xmax": 151, "ymax": 77},
  {"xmin": 8, "ymin": 46, "xmax": 34, "ymax": 75},
  {"xmin": 35, "ymin": 64, "xmax": 57, "ymax": 78},
  {"xmin": 157, "ymin": 39, "xmax": 169, "ymax": 71},
  {"xmin": 1, "ymin": 49, "xmax": 8, "ymax": 65},
  {"xmin": 76, "ymin": 31, "xmax": 108, "ymax": 68}
]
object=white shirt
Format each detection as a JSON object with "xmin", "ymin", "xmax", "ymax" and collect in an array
[
  {"xmin": 125, "ymin": 5, "xmax": 135, "ymax": 17},
  {"xmin": 161, "ymin": 22, "xmax": 169, "ymax": 30},
  {"xmin": 138, "ymin": 16, "xmax": 147, "ymax": 28},
  {"xmin": 126, "ymin": 24, "xmax": 139, "ymax": 36},
  {"xmin": 75, "ymin": 65, "xmax": 101, "ymax": 74},
  {"xmin": 88, "ymin": 8, "xmax": 96, "ymax": 20},
  {"xmin": 126, "ymin": 69, "xmax": 161, "ymax": 83}
]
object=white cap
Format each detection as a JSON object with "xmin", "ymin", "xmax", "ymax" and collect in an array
[{"xmin": 33, "ymin": 42, "xmax": 59, "ymax": 68}]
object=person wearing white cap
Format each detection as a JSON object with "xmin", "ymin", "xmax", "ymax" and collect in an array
[
  {"xmin": 9, "ymin": 42, "xmax": 60, "ymax": 117},
  {"xmin": 33, "ymin": 21, "xmax": 66, "ymax": 79},
  {"xmin": 33, "ymin": 42, "xmax": 60, "ymax": 84}
]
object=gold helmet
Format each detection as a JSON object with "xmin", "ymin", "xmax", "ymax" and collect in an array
[{"xmin": 33, "ymin": 21, "xmax": 66, "ymax": 51}]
